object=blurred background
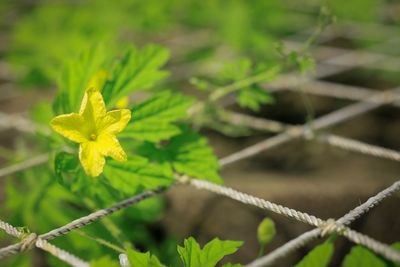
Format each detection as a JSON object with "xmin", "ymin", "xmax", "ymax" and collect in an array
[{"xmin": 0, "ymin": 0, "xmax": 400, "ymax": 266}]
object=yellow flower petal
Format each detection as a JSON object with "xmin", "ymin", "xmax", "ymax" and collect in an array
[
  {"xmin": 87, "ymin": 70, "xmax": 109, "ymax": 91},
  {"xmin": 99, "ymin": 109, "xmax": 131, "ymax": 134},
  {"xmin": 97, "ymin": 133, "xmax": 127, "ymax": 162},
  {"xmin": 79, "ymin": 141, "xmax": 105, "ymax": 177},
  {"xmin": 50, "ymin": 113, "xmax": 88, "ymax": 143},
  {"xmin": 115, "ymin": 96, "xmax": 129, "ymax": 109},
  {"xmin": 79, "ymin": 89, "xmax": 107, "ymax": 127}
]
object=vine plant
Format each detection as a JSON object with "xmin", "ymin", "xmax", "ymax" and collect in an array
[{"xmin": 4, "ymin": 3, "xmax": 395, "ymax": 267}]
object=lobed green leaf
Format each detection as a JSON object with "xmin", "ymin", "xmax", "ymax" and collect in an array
[
  {"xmin": 102, "ymin": 45, "xmax": 169, "ymax": 107},
  {"xmin": 177, "ymin": 237, "xmax": 243, "ymax": 267},
  {"xmin": 121, "ymin": 91, "xmax": 194, "ymax": 142}
]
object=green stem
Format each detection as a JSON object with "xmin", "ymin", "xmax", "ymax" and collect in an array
[
  {"xmin": 76, "ymin": 230, "xmax": 126, "ymax": 253},
  {"xmin": 209, "ymin": 66, "xmax": 281, "ymax": 103},
  {"xmin": 258, "ymin": 243, "xmax": 266, "ymax": 258}
]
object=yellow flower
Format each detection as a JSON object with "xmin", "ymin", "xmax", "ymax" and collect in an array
[{"xmin": 50, "ymin": 89, "xmax": 131, "ymax": 177}]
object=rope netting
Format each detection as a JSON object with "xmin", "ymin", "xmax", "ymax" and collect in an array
[{"xmin": 1, "ymin": 24, "xmax": 400, "ymax": 267}]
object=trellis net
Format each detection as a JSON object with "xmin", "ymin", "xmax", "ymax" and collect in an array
[{"xmin": 0, "ymin": 20, "xmax": 399, "ymax": 267}]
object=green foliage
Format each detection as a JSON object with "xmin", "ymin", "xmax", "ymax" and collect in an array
[
  {"xmin": 219, "ymin": 59, "xmax": 278, "ymax": 112},
  {"xmin": 237, "ymin": 86, "xmax": 274, "ymax": 112},
  {"xmin": 138, "ymin": 127, "xmax": 222, "ymax": 184},
  {"xmin": 295, "ymin": 241, "xmax": 334, "ymax": 267},
  {"xmin": 53, "ymin": 44, "xmax": 169, "ymax": 114},
  {"xmin": 257, "ymin": 218, "xmax": 276, "ymax": 246},
  {"xmin": 5, "ymin": 1, "xmax": 381, "ymax": 266},
  {"xmin": 114, "ymin": 237, "xmax": 244, "ymax": 267},
  {"xmin": 54, "ymin": 44, "xmax": 109, "ymax": 114},
  {"xmin": 127, "ymin": 249, "xmax": 164, "ymax": 267},
  {"xmin": 8, "ymin": 0, "xmax": 293, "ymax": 87},
  {"xmin": 331, "ymin": 0, "xmax": 382, "ymax": 22},
  {"xmin": 177, "ymin": 237, "xmax": 243, "ymax": 267},
  {"xmin": 102, "ymin": 45, "xmax": 170, "ymax": 107},
  {"xmin": 91, "ymin": 256, "xmax": 120, "ymax": 267},
  {"xmin": 103, "ymin": 155, "xmax": 174, "ymax": 194},
  {"xmin": 342, "ymin": 246, "xmax": 386, "ymax": 267},
  {"xmin": 121, "ymin": 91, "xmax": 194, "ymax": 142}
]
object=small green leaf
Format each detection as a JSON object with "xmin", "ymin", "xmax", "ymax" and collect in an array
[
  {"xmin": 103, "ymin": 45, "xmax": 169, "ymax": 107},
  {"xmin": 297, "ymin": 55, "xmax": 316, "ymax": 75},
  {"xmin": 190, "ymin": 77, "xmax": 210, "ymax": 91},
  {"xmin": 237, "ymin": 86, "xmax": 274, "ymax": 112},
  {"xmin": 220, "ymin": 59, "xmax": 252, "ymax": 80},
  {"xmin": 295, "ymin": 241, "xmax": 334, "ymax": 267},
  {"xmin": 342, "ymin": 246, "xmax": 386, "ymax": 267},
  {"xmin": 91, "ymin": 256, "xmax": 120, "ymax": 267},
  {"xmin": 177, "ymin": 237, "xmax": 243, "ymax": 267},
  {"xmin": 121, "ymin": 91, "xmax": 194, "ymax": 142},
  {"xmin": 126, "ymin": 249, "xmax": 164, "ymax": 267},
  {"xmin": 257, "ymin": 218, "xmax": 276, "ymax": 246}
]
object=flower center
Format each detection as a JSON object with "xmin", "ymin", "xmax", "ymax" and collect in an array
[{"xmin": 90, "ymin": 133, "xmax": 97, "ymax": 140}]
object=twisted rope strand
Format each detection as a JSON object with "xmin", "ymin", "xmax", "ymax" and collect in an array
[
  {"xmin": 219, "ymin": 88, "xmax": 400, "ymax": 167},
  {"xmin": 247, "ymin": 180, "xmax": 400, "ymax": 267},
  {"xmin": 41, "ymin": 186, "xmax": 169, "ymax": 241},
  {"xmin": 0, "ymin": 153, "xmax": 49, "ymax": 179},
  {"xmin": 318, "ymin": 134, "xmax": 400, "ymax": 161},
  {"xmin": 188, "ymin": 179, "xmax": 400, "ymax": 263},
  {"xmin": 0, "ymin": 219, "xmax": 89, "ymax": 267},
  {"xmin": 220, "ymin": 110, "xmax": 400, "ymax": 162}
]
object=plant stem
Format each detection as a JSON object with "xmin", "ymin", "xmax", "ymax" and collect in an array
[
  {"xmin": 258, "ymin": 243, "xmax": 266, "ymax": 258},
  {"xmin": 76, "ymin": 230, "xmax": 126, "ymax": 253},
  {"xmin": 209, "ymin": 66, "xmax": 281, "ymax": 103}
]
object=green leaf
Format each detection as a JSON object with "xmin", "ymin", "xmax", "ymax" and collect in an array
[
  {"xmin": 91, "ymin": 256, "xmax": 120, "ymax": 267},
  {"xmin": 297, "ymin": 55, "xmax": 316, "ymax": 75},
  {"xmin": 295, "ymin": 241, "xmax": 334, "ymax": 267},
  {"xmin": 237, "ymin": 86, "xmax": 274, "ymax": 112},
  {"xmin": 103, "ymin": 45, "xmax": 169, "ymax": 107},
  {"xmin": 139, "ymin": 127, "xmax": 222, "ymax": 184},
  {"xmin": 126, "ymin": 249, "xmax": 164, "ymax": 267},
  {"xmin": 54, "ymin": 152, "xmax": 80, "ymax": 188},
  {"xmin": 257, "ymin": 218, "xmax": 276, "ymax": 246},
  {"xmin": 54, "ymin": 44, "xmax": 109, "ymax": 114},
  {"xmin": 220, "ymin": 58, "xmax": 252, "ymax": 80},
  {"xmin": 222, "ymin": 264, "xmax": 243, "ymax": 267},
  {"xmin": 177, "ymin": 237, "xmax": 243, "ymax": 267},
  {"xmin": 103, "ymin": 155, "xmax": 174, "ymax": 194},
  {"xmin": 121, "ymin": 91, "xmax": 194, "ymax": 142},
  {"xmin": 342, "ymin": 246, "xmax": 386, "ymax": 267}
]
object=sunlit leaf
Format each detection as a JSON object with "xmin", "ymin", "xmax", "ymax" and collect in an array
[
  {"xmin": 295, "ymin": 241, "xmax": 334, "ymax": 267},
  {"xmin": 121, "ymin": 91, "xmax": 194, "ymax": 142}
]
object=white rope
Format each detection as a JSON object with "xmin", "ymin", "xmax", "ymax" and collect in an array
[
  {"xmin": 0, "ymin": 219, "xmax": 89, "ymax": 267},
  {"xmin": 0, "ymin": 112, "xmax": 35, "ymax": 133},
  {"xmin": 40, "ymin": 186, "xmax": 168, "ymax": 241},
  {"xmin": 119, "ymin": 253, "xmax": 130, "ymax": 267},
  {"xmin": 221, "ymin": 87, "xmax": 400, "ymax": 166},
  {"xmin": 187, "ymin": 178, "xmax": 400, "ymax": 264},
  {"xmin": 220, "ymin": 110, "xmax": 400, "ymax": 163},
  {"xmin": 247, "ymin": 180, "xmax": 400, "ymax": 266},
  {"xmin": 0, "ymin": 153, "xmax": 49, "ymax": 178},
  {"xmin": 318, "ymin": 134, "xmax": 400, "ymax": 162}
]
